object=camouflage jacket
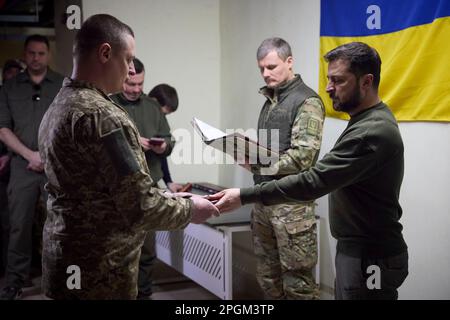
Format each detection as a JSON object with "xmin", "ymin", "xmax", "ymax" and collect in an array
[
  {"xmin": 252, "ymin": 75, "xmax": 325, "ymax": 181},
  {"xmin": 38, "ymin": 78, "xmax": 192, "ymax": 299}
]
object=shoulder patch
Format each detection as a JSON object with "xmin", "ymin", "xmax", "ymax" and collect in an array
[
  {"xmin": 306, "ymin": 118, "xmax": 320, "ymax": 136},
  {"xmin": 101, "ymin": 128, "xmax": 140, "ymax": 176}
]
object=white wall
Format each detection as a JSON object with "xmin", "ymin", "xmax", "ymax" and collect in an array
[
  {"xmin": 219, "ymin": 0, "xmax": 322, "ymax": 189},
  {"xmin": 220, "ymin": 0, "xmax": 450, "ymax": 299},
  {"xmin": 82, "ymin": 0, "xmax": 221, "ymax": 185},
  {"xmin": 397, "ymin": 123, "xmax": 450, "ymax": 299}
]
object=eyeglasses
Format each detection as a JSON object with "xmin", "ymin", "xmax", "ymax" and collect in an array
[{"xmin": 32, "ymin": 84, "xmax": 41, "ymax": 101}]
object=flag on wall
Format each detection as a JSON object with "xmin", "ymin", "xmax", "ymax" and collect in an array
[{"xmin": 319, "ymin": 0, "xmax": 450, "ymax": 122}]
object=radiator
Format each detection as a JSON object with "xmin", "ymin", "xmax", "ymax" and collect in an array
[
  {"xmin": 155, "ymin": 217, "xmax": 321, "ymax": 300},
  {"xmin": 155, "ymin": 223, "xmax": 228, "ymax": 299}
]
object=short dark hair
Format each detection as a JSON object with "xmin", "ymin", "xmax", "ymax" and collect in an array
[
  {"xmin": 2, "ymin": 59, "xmax": 23, "ymax": 80},
  {"xmin": 257, "ymin": 37, "xmax": 292, "ymax": 61},
  {"xmin": 3, "ymin": 59, "xmax": 22, "ymax": 72},
  {"xmin": 24, "ymin": 34, "xmax": 50, "ymax": 50},
  {"xmin": 133, "ymin": 57, "xmax": 144, "ymax": 74},
  {"xmin": 148, "ymin": 84, "xmax": 179, "ymax": 111},
  {"xmin": 324, "ymin": 42, "xmax": 381, "ymax": 89},
  {"xmin": 74, "ymin": 14, "xmax": 134, "ymax": 60}
]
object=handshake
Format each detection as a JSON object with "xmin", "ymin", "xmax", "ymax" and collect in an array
[{"xmin": 171, "ymin": 188, "xmax": 242, "ymax": 224}]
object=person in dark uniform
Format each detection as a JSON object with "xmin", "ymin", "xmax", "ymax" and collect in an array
[{"xmin": 0, "ymin": 35, "xmax": 64, "ymax": 300}]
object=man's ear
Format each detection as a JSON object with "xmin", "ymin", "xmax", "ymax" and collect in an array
[
  {"xmin": 286, "ymin": 56, "xmax": 294, "ymax": 70},
  {"xmin": 361, "ymin": 74, "xmax": 374, "ymax": 89},
  {"xmin": 98, "ymin": 43, "xmax": 112, "ymax": 64}
]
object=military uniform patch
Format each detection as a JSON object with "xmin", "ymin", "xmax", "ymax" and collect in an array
[
  {"xmin": 102, "ymin": 128, "xmax": 140, "ymax": 176},
  {"xmin": 306, "ymin": 118, "xmax": 320, "ymax": 136}
]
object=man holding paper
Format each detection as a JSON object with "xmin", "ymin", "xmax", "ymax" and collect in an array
[{"xmin": 242, "ymin": 38, "xmax": 325, "ymax": 300}]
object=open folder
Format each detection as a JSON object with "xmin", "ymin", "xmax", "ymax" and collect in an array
[{"xmin": 191, "ymin": 117, "xmax": 279, "ymax": 165}]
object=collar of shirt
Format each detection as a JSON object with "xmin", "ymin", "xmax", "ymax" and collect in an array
[
  {"xmin": 114, "ymin": 92, "xmax": 143, "ymax": 106},
  {"xmin": 63, "ymin": 77, "xmax": 112, "ymax": 100},
  {"xmin": 259, "ymin": 74, "xmax": 303, "ymax": 103},
  {"xmin": 16, "ymin": 68, "xmax": 60, "ymax": 85},
  {"xmin": 64, "ymin": 78, "xmax": 131, "ymax": 117}
]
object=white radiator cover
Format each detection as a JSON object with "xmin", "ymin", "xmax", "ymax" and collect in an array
[
  {"xmin": 156, "ymin": 223, "xmax": 228, "ymax": 299},
  {"xmin": 156, "ymin": 218, "xmax": 321, "ymax": 299}
]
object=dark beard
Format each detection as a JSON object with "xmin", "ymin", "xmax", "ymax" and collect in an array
[{"xmin": 332, "ymin": 88, "xmax": 361, "ymax": 113}]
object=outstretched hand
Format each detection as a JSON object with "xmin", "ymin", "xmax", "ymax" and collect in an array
[
  {"xmin": 170, "ymin": 192, "xmax": 219, "ymax": 224},
  {"xmin": 206, "ymin": 188, "xmax": 242, "ymax": 213},
  {"xmin": 188, "ymin": 194, "xmax": 220, "ymax": 224}
]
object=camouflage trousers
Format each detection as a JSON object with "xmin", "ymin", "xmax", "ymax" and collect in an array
[{"xmin": 252, "ymin": 202, "xmax": 319, "ymax": 300}]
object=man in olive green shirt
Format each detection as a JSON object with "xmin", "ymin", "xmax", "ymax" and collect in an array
[
  {"xmin": 210, "ymin": 42, "xmax": 408, "ymax": 300},
  {"xmin": 111, "ymin": 58, "xmax": 174, "ymax": 299},
  {"xmin": 111, "ymin": 58, "xmax": 173, "ymax": 184},
  {"xmin": 0, "ymin": 35, "xmax": 64, "ymax": 300}
]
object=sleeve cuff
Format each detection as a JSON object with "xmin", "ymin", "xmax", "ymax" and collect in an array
[
  {"xmin": 186, "ymin": 198, "xmax": 194, "ymax": 221},
  {"xmin": 240, "ymin": 186, "xmax": 261, "ymax": 205}
]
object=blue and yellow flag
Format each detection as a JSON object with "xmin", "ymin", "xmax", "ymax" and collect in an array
[{"xmin": 319, "ymin": 0, "xmax": 450, "ymax": 122}]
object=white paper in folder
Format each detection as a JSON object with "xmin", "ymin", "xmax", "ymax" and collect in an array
[{"xmin": 191, "ymin": 117, "xmax": 278, "ymax": 165}]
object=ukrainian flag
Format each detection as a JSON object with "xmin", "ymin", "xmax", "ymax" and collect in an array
[{"xmin": 319, "ymin": 0, "xmax": 450, "ymax": 122}]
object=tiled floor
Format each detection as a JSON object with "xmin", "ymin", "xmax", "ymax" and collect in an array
[
  {"xmin": 152, "ymin": 279, "xmax": 219, "ymax": 300},
  {"xmin": 0, "ymin": 259, "xmax": 220, "ymax": 300}
]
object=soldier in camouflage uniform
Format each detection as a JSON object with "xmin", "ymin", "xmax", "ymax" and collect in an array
[
  {"xmin": 246, "ymin": 38, "xmax": 325, "ymax": 299},
  {"xmin": 37, "ymin": 14, "xmax": 218, "ymax": 300}
]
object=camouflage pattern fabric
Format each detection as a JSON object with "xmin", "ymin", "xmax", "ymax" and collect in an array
[
  {"xmin": 250, "ymin": 84, "xmax": 324, "ymax": 300},
  {"xmin": 251, "ymin": 97, "xmax": 325, "ymax": 176},
  {"xmin": 252, "ymin": 202, "xmax": 319, "ymax": 300},
  {"xmin": 38, "ymin": 78, "xmax": 192, "ymax": 299}
]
